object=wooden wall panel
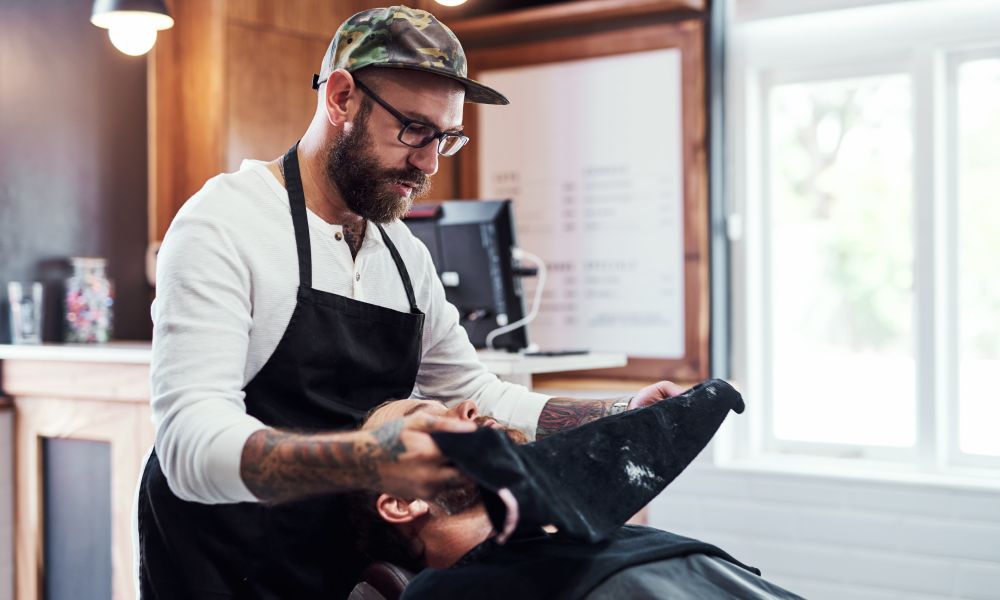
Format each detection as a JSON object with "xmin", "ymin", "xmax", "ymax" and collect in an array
[
  {"xmin": 227, "ymin": 0, "xmax": 378, "ymax": 39},
  {"xmin": 149, "ymin": 0, "xmax": 227, "ymax": 242},
  {"xmin": 224, "ymin": 24, "xmax": 328, "ymax": 171},
  {"xmin": 421, "ymin": 0, "xmax": 706, "ymax": 47}
]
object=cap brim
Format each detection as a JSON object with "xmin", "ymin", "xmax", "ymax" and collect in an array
[{"xmin": 355, "ymin": 63, "xmax": 509, "ymax": 105}]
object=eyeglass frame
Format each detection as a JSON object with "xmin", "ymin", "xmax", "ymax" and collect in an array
[{"xmin": 311, "ymin": 73, "xmax": 470, "ymax": 157}]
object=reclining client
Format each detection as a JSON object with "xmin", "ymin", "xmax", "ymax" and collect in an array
[{"xmin": 346, "ymin": 380, "xmax": 804, "ymax": 600}]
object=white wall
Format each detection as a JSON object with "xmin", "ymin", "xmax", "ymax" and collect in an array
[{"xmin": 650, "ymin": 455, "xmax": 1000, "ymax": 599}]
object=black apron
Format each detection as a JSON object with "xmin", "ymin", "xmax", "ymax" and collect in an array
[{"xmin": 138, "ymin": 142, "xmax": 425, "ymax": 599}]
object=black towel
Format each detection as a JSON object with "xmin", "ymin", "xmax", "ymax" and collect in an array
[{"xmin": 431, "ymin": 378, "xmax": 745, "ymax": 543}]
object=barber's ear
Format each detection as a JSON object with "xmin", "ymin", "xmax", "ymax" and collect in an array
[
  {"xmin": 376, "ymin": 494, "xmax": 430, "ymax": 524},
  {"xmin": 324, "ymin": 69, "xmax": 357, "ymax": 127}
]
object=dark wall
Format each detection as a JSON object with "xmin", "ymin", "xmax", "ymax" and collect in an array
[{"xmin": 0, "ymin": 0, "xmax": 151, "ymax": 341}]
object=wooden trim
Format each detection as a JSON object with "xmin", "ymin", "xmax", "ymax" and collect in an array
[
  {"xmin": 15, "ymin": 397, "xmax": 154, "ymax": 600},
  {"xmin": 1, "ymin": 361, "xmax": 151, "ymax": 405},
  {"xmin": 533, "ymin": 375, "xmax": 699, "ymax": 392},
  {"xmin": 463, "ymin": 19, "xmax": 710, "ymax": 381},
  {"xmin": 422, "ymin": 0, "xmax": 706, "ymax": 47}
]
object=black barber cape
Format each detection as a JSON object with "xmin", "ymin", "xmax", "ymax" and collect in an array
[
  {"xmin": 432, "ymin": 378, "xmax": 745, "ymax": 543},
  {"xmin": 402, "ymin": 525, "xmax": 762, "ymax": 600},
  {"xmin": 407, "ymin": 379, "xmax": 753, "ymax": 600}
]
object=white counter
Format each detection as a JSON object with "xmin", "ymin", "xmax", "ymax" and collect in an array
[
  {"xmin": 0, "ymin": 342, "xmax": 152, "ymax": 364},
  {"xmin": 0, "ymin": 343, "xmax": 627, "ymax": 387}
]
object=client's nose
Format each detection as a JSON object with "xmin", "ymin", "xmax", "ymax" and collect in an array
[{"xmin": 448, "ymin": 400, "xmax": 479, "ymax": 422}]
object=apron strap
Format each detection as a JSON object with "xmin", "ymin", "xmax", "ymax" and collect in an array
[
  {"xmin": 282, "ymin": 142, "xmax": 313, "ymax": 289},
  {"xmin": 376, "ymin": 223, "xmax": 421, "ymax": 314},
  {"xmin": 282, "ymin": 140, "xmax": 419, "ymax": 314}
]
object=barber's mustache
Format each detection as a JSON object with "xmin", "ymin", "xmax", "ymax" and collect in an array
[{"xmin": 381, "ymin": 167, "xmax": 429, "ymax": 194}]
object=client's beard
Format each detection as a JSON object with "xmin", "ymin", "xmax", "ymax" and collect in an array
[
  {"xmin": 433, "ymin": 417, "xmax": 527, "ymax": 515},
  {"xmin": 325, "ymin": 100, "xmax": 431, "ymax": 224}
]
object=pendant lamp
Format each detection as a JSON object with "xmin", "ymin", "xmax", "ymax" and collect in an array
[{"xmin": 91, "ymin": 0, "xmax": 174, "ymax": 57}]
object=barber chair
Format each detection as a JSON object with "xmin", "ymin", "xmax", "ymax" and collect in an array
[{"xmin": 348, "ymin": 562, "xmax": 416, "ymax": 600}]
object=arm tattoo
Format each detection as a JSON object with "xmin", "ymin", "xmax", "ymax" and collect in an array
[
  {"xmin": 372, "ymin": 418, "xmax": 406, "ymax": 461},
  {"xmin": 342, "ymin": 220, "xmax": 367, "ymax": 259},
  {"xmin": 535, "ymin": 397, "xmax": 628, "ymax": 439},
  {"xmin": 240, "ymin": 420, "xmax": 405, "ymax": 504}
]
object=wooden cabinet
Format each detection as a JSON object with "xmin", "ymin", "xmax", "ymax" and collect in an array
[{"xmin": 1, "ymin": 349, "xmax": 153, "ymax": 600}]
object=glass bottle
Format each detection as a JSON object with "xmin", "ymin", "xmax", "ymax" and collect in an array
[{"xmin": 64, "ymin": 257, "xmax": 114, "ymax": 343}]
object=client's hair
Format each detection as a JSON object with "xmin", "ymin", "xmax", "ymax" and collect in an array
[
  {"xmin": 343, "ymin": 490, "xmax": 426, "ymax": 572},
  {"xmin": 343, "ymin": 401, "xmax": 427, "ymax": 572}
]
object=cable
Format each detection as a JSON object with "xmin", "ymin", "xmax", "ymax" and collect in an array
[{"xmin": 485, "ymin": 248, "xmax": 546, "ymax": 351}]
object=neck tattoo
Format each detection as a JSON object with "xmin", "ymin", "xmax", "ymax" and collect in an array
[{"xmin": 343, "ymin": 220, "xmax": 366, "ymax": 259}]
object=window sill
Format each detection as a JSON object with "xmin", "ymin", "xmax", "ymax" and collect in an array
[{"xmin": 713, "ymin": 452, "xmax": 1000, "ymax": 493}]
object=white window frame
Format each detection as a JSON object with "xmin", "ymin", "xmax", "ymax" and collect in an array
[
  {"xmin": 722, "ymin": 0, "xmax": 1000, "ymax": 483},
  {"xmin": 943, "ymin": 45, "xmax": 1000, "ymax": 471}
]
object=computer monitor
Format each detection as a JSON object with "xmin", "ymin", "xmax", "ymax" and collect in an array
[{"xmin": 404, "ymin": 199, "xmax": 529, "ymax": 352}]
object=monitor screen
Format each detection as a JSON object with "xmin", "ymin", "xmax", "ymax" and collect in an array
[{"xmin": 404, "ymin": 200, "xmax": 529, "ymax": 351}]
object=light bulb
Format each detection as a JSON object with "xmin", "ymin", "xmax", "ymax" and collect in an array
[
  {"xmin": 91, "ymin": 9, "xmax": 173, "ymax": 56},
  {"xmin": 435, "ymin": 0, "xmax": 468, "ymax": 6},
  {"xmin": 108, "ymin": 25, "xmax": 157, "ymax": 56}
]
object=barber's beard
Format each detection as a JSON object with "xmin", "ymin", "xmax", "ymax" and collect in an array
[
  {"xmin": 433, "ymin": 417, "xmax": 528, "ymax": 516},
  {"xmin": 325, "ymin": 101, "xmax": 431, "ymax": 224}
]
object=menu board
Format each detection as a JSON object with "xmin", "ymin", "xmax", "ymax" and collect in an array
[{"xmin": 478, "ymin": 49, "xmax": 686, "ymax": 358}]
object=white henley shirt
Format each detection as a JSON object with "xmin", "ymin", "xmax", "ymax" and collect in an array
[{"xmin": 149, "ymin": 159, "xmax": 550, "ymax": 504}]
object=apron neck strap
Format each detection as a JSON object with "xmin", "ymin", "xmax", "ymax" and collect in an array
[
  {"xmin": 282, "ymin": 141, "xmax": 421, "ymax": 314},
  {"xmin": 375, "ymin": 223, "xmax": 421, "ymax": 314},
  {"xmin": 282, "ymin": 142, "xmax": 312, "ymax": 290}
]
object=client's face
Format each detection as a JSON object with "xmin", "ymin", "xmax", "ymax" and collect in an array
[
  {"xmin": 364, "ymin": 399, "xmax": 527, "ymax": 514},
  {"xmin": 363, "ymin": 398, "xmax": 504, "ymax": 432}
]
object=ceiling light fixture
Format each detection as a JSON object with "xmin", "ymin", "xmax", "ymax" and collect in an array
[{"xmin": 91, "ymin": 0, "xmax": 174, "ymax": 57}]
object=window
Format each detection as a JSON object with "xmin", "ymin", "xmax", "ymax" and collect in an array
[
  {"xmin": 727, "ymin": 0, "xmax": 1000, "ymax": 476},
  {"xmin": 767, "ymin": 73, "xmax": 915, "ymax": 450}
]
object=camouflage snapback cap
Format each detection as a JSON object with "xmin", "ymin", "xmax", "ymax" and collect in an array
[{"xmin": 313, "ymin": 5, "xmax": 508, "ymax": 105}]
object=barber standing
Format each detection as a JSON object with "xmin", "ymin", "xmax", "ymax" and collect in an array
[{"xmin": 137, "ymin": 5, "xmax": 681, "ymax": 599}]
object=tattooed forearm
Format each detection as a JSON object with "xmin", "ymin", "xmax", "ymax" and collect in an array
[
  {"xmin": 240, "ymin": 421, "xmax": 402, "ymax": 504},
  {"xmin": 535, "ymin": 397, "xmax": 630, "ymax": 439}
]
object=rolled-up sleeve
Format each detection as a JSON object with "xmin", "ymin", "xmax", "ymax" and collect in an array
[{"xmin": 150, "ymin": 209, "xmax": 267, "ymax": 504}]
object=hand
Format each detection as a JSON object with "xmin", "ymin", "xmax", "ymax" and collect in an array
[
  {"xmin": 628, "ymin": 380, "xmax": 687, "ymax": 410},
  {"xmin": 364, "ymin": 413, "xmax": 476, "ymax": 500}
]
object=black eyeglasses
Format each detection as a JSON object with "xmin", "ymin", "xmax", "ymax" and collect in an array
[{"xmin": 312, "ymin": 73, "xmax": 469, "ymax": 157}]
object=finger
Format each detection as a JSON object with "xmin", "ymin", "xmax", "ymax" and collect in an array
[
  {"xmin": 659, "ymin": 380, "xmax": 687, "ymax": 397},
  {"xmin": 631, "ymin": 395, "xmax": 656, "ymax": 409},
  {"xmin": 639, "ymin": 380, "xmax": 684, "ymax": 402}
]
